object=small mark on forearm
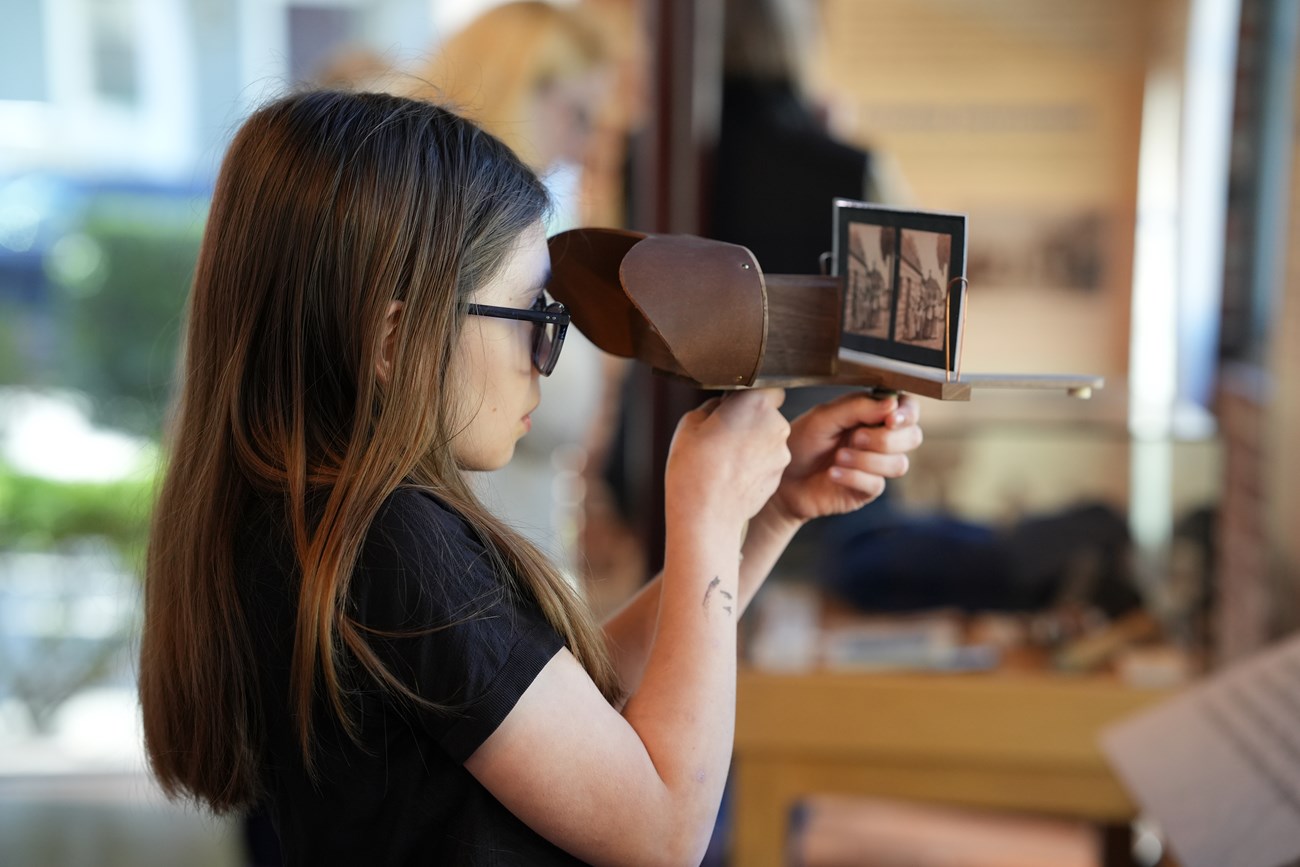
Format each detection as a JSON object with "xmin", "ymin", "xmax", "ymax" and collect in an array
[
  {"xmin": 702, "ymin": 576, "xmax": 720, "ymax": 609},
  {"xmin": 720, "ymin": 590, "xmax": 733, "ymax": 600},
  {"xmin": 723, "ymin": 606, "xmax": 733, "ymax": 615}
]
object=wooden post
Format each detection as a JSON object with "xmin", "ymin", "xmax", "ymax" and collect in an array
[{"xmin": 631, "ymin": 0, "xmax": 724, "ymax": 574}]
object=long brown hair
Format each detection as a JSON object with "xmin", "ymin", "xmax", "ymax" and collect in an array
[{"xmin": 139, "ymin": 90, "xmax": 621, "ymax": 813}]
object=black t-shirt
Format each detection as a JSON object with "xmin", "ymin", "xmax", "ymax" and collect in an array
[{"xmin": 235, "ymin": 486, "xmax": 586, "ymax": 865}]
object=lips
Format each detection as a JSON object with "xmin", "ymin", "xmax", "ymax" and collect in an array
[{"xmin": 521, "ymin": 399, "xmax": 539, "ymax": 433}]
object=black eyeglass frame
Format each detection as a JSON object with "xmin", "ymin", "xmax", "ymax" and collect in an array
[{"xmin": 464, "ymin": 299, "xmax": 570, "ymax": 376}]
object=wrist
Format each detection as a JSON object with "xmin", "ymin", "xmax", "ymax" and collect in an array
[
  {"xmin": 747, "ymin": 499, "xmax": 804, "ymax": 547},
  {"xmin": 665, "ymin": 506, "xmax": 747, "ymax": 553},
  {"xmin": 664, "ymin": 486, "xmax": 749, "ymax": 539},
  {"xmin": 758, "ymin": 490, "xmax": 809, "ymax": 534}
]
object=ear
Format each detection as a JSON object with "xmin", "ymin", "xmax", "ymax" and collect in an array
[{"xmin": 375, "ymin": 300, "xmax": 404, "ymax": 385}]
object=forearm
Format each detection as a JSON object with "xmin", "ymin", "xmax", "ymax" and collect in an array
[
  {"xmin": 735, "ymin": 503, "xmax": 802, "ymax": 613},
  {"xmin": 601, "ymin": 575, "xmax": 662, "ymax": 699},
  {"xmin": 603, "ymin": 503, "xmax": 803, "ymax": 696},
  {"xmin": 617, "ymin": 512, "xmax": 743, "ymax": 861}
]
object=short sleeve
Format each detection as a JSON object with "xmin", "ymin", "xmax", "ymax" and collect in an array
[{"xmin": 349, "ymin": 487, "xmax": 566, "ymax": 763}]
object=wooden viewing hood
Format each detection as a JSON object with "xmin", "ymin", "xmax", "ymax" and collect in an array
[{"xmin": 547, "ymin": 227, "xmax": 1103, "ymax": 401}]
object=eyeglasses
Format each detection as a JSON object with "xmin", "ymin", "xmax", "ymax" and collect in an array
[{"xmin": 465, "ymin": 296, "xmax": 570, "ymax": 376}]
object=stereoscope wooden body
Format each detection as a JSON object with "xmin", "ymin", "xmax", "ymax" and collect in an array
[{"xmin": 547, "ymin": 228, "xmax": 1102, "ymax": 401}]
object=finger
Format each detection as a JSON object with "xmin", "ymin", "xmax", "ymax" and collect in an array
[
  {"xmin": 737, "ymin": 386, "xmax": 785, "ymax": 410},
  {"xmin": 763, "ymin": 387, "xmax": 787, "ymax": 410},
  {"xmin": 678, "ymin": 398, "xmax": 724, "ymax": 433},
  {"xmin": 885, "ymin": 394, "xmax": 921, "ymax": 429},
  {"xmin": 834, "ymin": 448, "xmax": 910, "ymax": 479},
  {"xmin": 809, "ymin": 391, "xmax": 899, "ymax": 433},
  {"xmin": 848, "ymin": 420, "xmax": 924, "ymax": 453},
  {"xmin": 826, "ymin": 465, "xmax": 887, "ymax": 500},
  {"xmin": 715, "ymin": 387, "xmax": 787, "ymax": 426},
  {"xmin": 693, "ymin": 395, "xmax": 724, "ymax": 416}
]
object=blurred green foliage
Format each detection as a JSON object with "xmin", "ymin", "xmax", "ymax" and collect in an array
[
  {"xmin": 0, "ymin": 460, "xmax": 154, "ymax": 567},
  {"xmin": 44, "ymin": 190, "xmax": 207, "ymax": 436},
  {"xmin": 0, "ymin": 185, "xmax": 194, "ymax": 731},
  {"xmin": 0, "ymin": 459, "xmax": 155, "ymax": 731}
]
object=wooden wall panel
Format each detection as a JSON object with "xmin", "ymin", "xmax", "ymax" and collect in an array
[{"xmin": 817, "ymin": 0, "xmax": 1152, "ymax": 378}]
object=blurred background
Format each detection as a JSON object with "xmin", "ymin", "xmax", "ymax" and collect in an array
[{"xmin": 0, "ymin": 0, "xmax": 1296, "ymax": 865}]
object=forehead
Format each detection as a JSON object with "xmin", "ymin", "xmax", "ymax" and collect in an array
[{"xmin": 472, "ymin": 223, "xmax": 551, "ymax": 306}]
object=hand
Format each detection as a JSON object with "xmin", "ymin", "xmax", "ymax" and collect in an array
[
  {"xmin": 665, "ymin": 389, "xmax": 792, "ymax": 530},
  {"xmin": 766, "ymin": 391, "xmax": 922, "ymax": 526}
]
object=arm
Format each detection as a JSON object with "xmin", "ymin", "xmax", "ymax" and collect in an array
[
  {"xmin": 598, "ymin": 507, "xmax": 794, "ymax": 698},
  {"xmin": 465, "ymin": 390, "xmax": 791, "ymax": 866},
  {"xmin": 601, "ymin": 392, "xmax": 923, "ymax": 695}
]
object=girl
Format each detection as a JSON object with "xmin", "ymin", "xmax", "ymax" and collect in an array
[{"xmin": 139, "ymin": 89, "xmax": 922, "ymax": 866}]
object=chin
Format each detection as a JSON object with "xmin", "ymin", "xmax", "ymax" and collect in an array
[
  {"xmin": 486, "ymin": 454, "xmax": 515, "ymax": 472},
  {"xmin": 455, "ymin": 443, "xmax": 517, "ymax": 473},
  {"xmin": 482, "ymin": 445, "xmax": 519, "ymax": 473}
]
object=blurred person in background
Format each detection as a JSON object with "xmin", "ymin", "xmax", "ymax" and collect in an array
[
  {"xmin": 404, "ymin": 2, "xmax": 637, "ymax": 602},
  {"xmin": 712, "ymin": 0, "xmax": 908, "ymax": 274},
  {"xmin": 137, "ymin": 89, "xmax": 922, "ymax": 865},
  {"xmin": 408, "ymin": 0, "xmax": 614, "ymax": 231},
  {"xmin": 311, "ymin": 46, "xmax": 399, "ymax": 93}
]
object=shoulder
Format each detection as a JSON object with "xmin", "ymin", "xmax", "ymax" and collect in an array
[
  {"xmin": 353, "ymin": 486, "xmax": 504, "ymax": 629},
  {"xmin": 371, "ymin": 484, "xmax": 469, "ymax": 531},
  {"xmin": 347, "ymin": 488, "xmax": 567, "ymax": 759},
  {"xmin": 366, "ymin": 486, "xmax": 498, "ymax": 570},
  {"xmin": 368, "ymin": 486, "xmax": 482, "ymax": 553}
]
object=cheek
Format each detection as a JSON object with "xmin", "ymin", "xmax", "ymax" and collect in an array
[
  {"xmin": 449, "ymin": 334, "xmax": 485, "ymax": 414},
  {"xmin": 447, "ymin": 334, "xmax": 490, "ymax": 459},
  {"xmin": 446, "ymin": 328, "xmax": 528, "ymax": 470}
]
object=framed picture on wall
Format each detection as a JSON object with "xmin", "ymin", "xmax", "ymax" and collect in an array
[{"xmin": 833, "ymin": 199, "xmax": 968, "ymax": 370}]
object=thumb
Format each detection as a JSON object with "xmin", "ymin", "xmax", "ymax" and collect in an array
[
  {"xmin": 754, "ymin": 387, "xmax": 787, "ymax": 411},
  {"xmin": 683, "ymin": 396, "xmax": 724, "ymax": 425}
]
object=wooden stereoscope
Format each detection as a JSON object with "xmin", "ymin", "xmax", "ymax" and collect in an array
[{"xmin": 547, "ymin": 228, "xmax": 1102, "ymax": 401}]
